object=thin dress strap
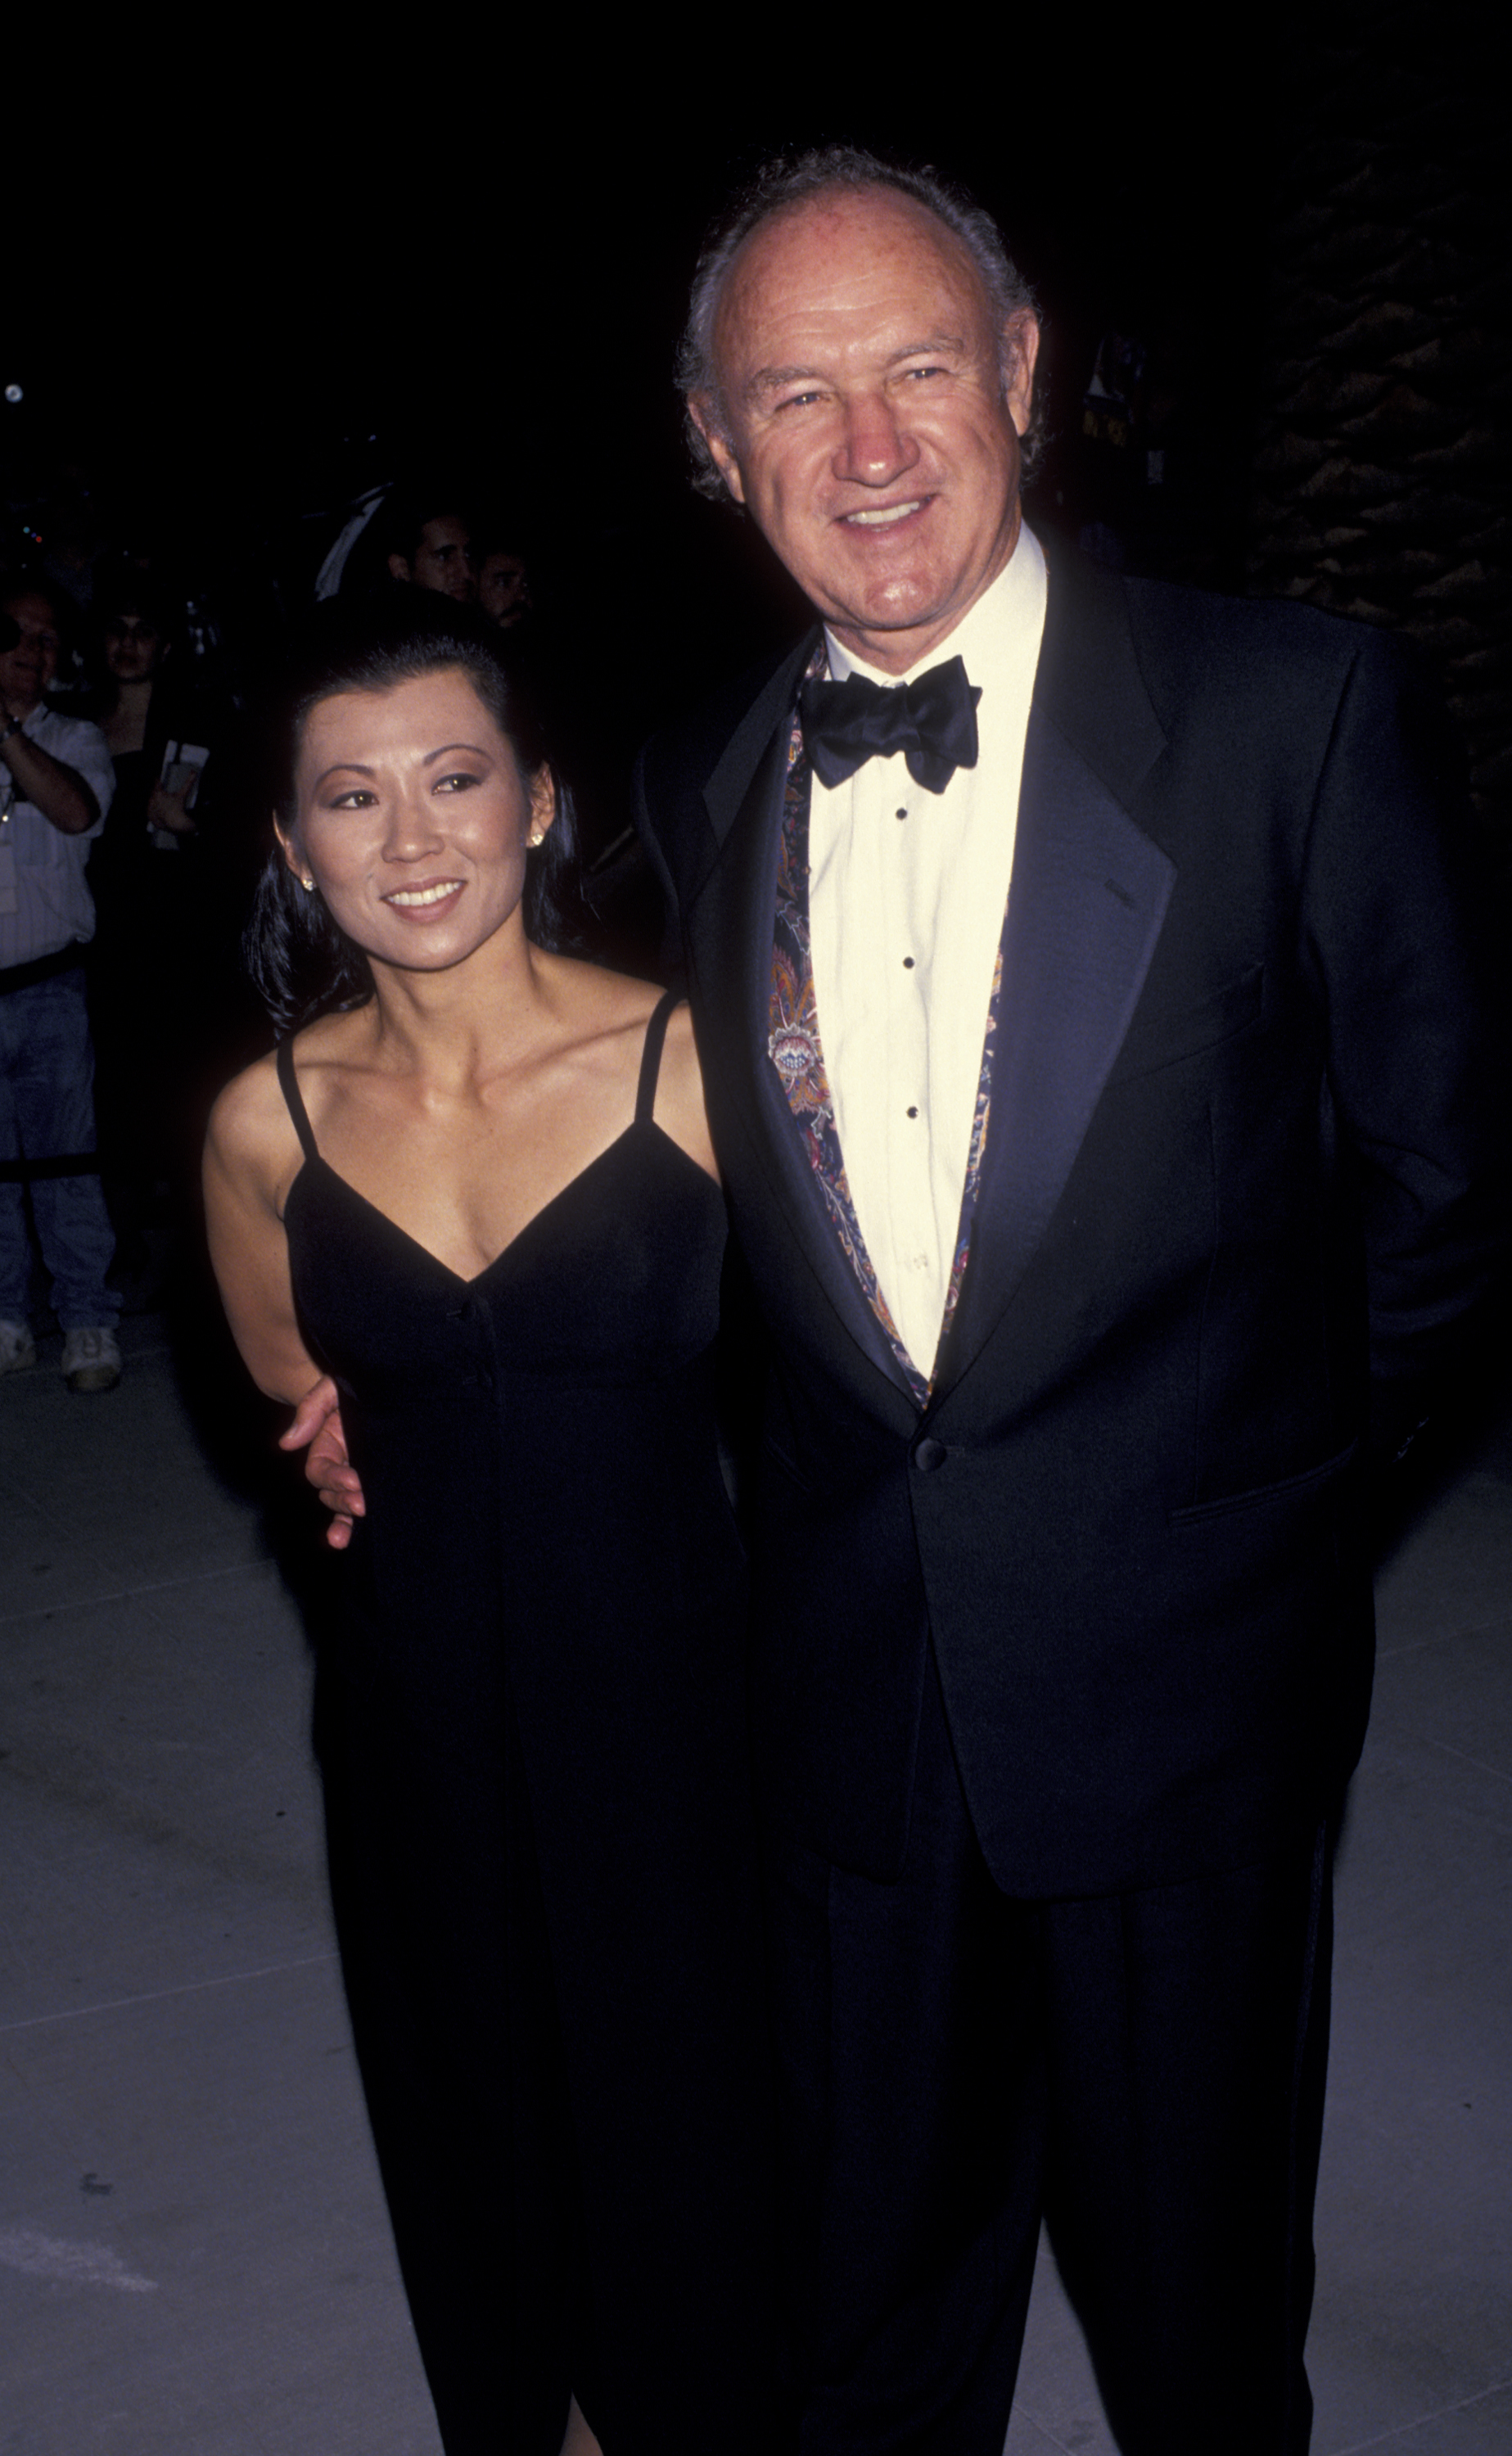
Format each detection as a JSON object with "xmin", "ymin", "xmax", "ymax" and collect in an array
[
  {"xmin": 275, "ymin": 1036, "xmax": 321, "ymax": 1166},
  {"xmin": 634, "ymin": 988, "xmax": 684, "ymax": 1128}
]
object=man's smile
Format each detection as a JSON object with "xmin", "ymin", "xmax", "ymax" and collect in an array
[{"xmin": 841, "ymin": 498, "xmax": 929, "ymax": 528}]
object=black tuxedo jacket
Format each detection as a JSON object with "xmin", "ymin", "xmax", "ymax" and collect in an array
[{"xmin": 634, "ymin": 545, "xmax": 1501, "ymax": 1896}]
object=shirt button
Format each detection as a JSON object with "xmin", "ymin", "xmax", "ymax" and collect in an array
[
  {"xmin": 902, "ymin": 956, "xmax": 915, "ymax": 969},
  {"xmin": 906, "ymin": 1105, "xmax": 918, "ymax": 1119},
  {"xmin": 913, "ymin": 1436, "xmax": 948, "ymax": 1473},
  {"xmin": 895, "ymin": 806, "xmax": 908, "ymax": 820}
]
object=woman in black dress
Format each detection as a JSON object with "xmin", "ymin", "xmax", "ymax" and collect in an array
[{"xmin": 204, "ymin": 598, "xmax": 781, "ymax": 2456}]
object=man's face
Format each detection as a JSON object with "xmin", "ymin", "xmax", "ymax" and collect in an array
[
  {"xmin": 0, "ymin": 594, "xmax": 61, "ymax": 713},
  {"xmin": 478, "ymin": 550, "xmax": 530, "ymax": 627},
  {"xmin": 694, "ymin": 190, "xmax": 1038, "ymax": 675},
  {"xmin": 392, "ymin": 515, "xmax": 477, "ymax": 603}
]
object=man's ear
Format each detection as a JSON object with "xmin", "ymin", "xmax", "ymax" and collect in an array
[
  {"xmin": 386, "ymin": 552, "xmax": 412, "ymax": 584},
  {"xmin": 689, "ymin": 397, "xmax": 747, "ymax": 507},
  {"xmin": 1001, "ymin": 313, "xmax": 1041, "ymax": 440}
]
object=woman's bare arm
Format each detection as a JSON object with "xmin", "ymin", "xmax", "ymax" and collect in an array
[
  {"xmin": 205, "ymin": 1058, "xmax": 368, "ymax": 1551},
  {"xmin": 203, "ymin": 1057, "xmax": 324, "ymax": 1406}
]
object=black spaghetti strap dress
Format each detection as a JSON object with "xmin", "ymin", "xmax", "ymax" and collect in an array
[{"xmin": 274, "ymin": 991, "xmax": 782, "ymax": 2456}]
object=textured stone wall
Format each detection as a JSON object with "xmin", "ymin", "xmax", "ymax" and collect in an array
[{"xmin": 1245, "ymin": 40, "xmax": 1508, "ymax": 853}]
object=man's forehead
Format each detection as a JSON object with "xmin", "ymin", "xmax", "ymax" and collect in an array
[
  {"xmin": 715, "ymin": 187, "xmax": 992, "ymax": 358},
  {"xmin": 3, "ymin": 595, "xmax": 58, "ymax": 634},
  {"xmin": 745, "ymin": 183, "xmax": 962, "ymax": 255}
]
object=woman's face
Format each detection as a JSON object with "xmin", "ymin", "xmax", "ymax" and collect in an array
[
  {"xmin": 103, "ymin": 614, "xmax": 163, "ymax": 685},
  {"xmin": 282, "ymin": 667, "xmax": 553, "ymax": 976}
]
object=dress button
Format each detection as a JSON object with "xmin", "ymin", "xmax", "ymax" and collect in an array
[{"xmin": 913, "ymin": 1436, "xmax": 948, "ymax": 1473}]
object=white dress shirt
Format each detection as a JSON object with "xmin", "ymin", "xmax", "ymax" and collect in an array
[
  {"xmin": 0, "ymin": 705, "xmax": 115, "ymax": 968},
  {"xmin": 808, "ymin": 526, "xmax": 1047, "ymax": 1378}
]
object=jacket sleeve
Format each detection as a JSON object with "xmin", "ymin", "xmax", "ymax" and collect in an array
[
  {"xmin": 1300, "ymin": 629, "xmax": 1508, "ymax": 1457},
  {"xmin": 628, "ymin": 737, "xmax": 682, "ymax": 904},
  {"xmin": 630, "ymin": 742, "xmax": 685, "ymax": 977}
]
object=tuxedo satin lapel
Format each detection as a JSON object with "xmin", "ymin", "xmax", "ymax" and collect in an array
[
  {"xmin": 937, "ymin": 702, "xmax": 1175, "ymax": 1396},
  {"xmin": 701, "ymin": 635, "xmax": 818, "ymax": 851},
  {"xmin": 685, "ymin": 677, "xmax": 914, "ymax": 1409}
]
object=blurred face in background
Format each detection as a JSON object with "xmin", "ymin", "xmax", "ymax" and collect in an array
[
  {"xmin": 390, "ymin": 515, "xmax": 477, "ymax": 603},
  {"xmin": 0, "ymin": 593, "xmax": 61, "ymax": 714},
  {"xmin": 102, "ymin": 612, "xmax": 165, "ymax": 688},
  {"xmin": 478, "ymin": 550, "xmax": 531, "ymax": 628}
]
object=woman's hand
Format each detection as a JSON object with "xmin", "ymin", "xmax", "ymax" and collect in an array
[
  {"xmin": 280, "ymin": 1375, "xmax": 367, "ymax": 1550},
  {"xmin": 147, "ymin": 776, "xmax": 199, "ymax": 834}
]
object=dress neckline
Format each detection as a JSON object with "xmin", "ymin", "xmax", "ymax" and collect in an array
[
  {"xmin": 292, "ymin": 1121, "xmax": 713, "ymax": 1291},
  {"xmin": 275, "ymin": 988, "xmax": 694, "ymax": 1289}
]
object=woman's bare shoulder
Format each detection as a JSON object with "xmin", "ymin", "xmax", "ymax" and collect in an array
[
  {"xmin": 544, "ymin": 953, "xmax": 664, "ymax": 1031},
  {"xmin": 205, "ymin": 1045, "xmax": 286, "ymax": 1167},
  {"xmin": 551, "ymin": 964, "xmax": 702, "ymax": 1086},
  {"xmin": 651, "ymin": 991, "xmax": 699, "ymax": 1077},
  {"xmin": 534, "ymin": 955, "xmax": 666, "ymax": 1067},
  {"xmin": 205, "ymin": 1032, "xmax": 320, "ymax": 1207},
  {"xmin": 649, "ymin": 997, "xmax": 717, "ymax": 1181}
]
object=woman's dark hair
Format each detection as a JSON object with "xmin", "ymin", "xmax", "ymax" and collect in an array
[
  {"xmin": 246, "ymin": 593, "xmax": 582, "ymax": 1036},
  {"xmin": 93, "ymin": 567, "xmax": 175, "ymax": 635}
]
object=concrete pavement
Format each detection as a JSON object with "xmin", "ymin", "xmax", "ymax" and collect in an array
[{"xmin": 2, "ymin": 1308, "xmax": 1508, "ymax": 2454}]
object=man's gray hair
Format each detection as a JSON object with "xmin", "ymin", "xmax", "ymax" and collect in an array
[{"xmin": 677, "ymin": 145, "xmax": 1043, "ymax": 502}]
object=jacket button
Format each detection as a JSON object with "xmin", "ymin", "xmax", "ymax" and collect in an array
[{"xmin": 913, "ymin": 1436, "xmax": 948, "ymax": 1473}]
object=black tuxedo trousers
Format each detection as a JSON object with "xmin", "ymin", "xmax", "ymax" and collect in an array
[{"xmin": 767, "ymin": 1649, "xmax": 1333, "ymax": 2453}]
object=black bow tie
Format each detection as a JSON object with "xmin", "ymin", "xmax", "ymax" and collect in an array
[{"xmin": 798, "ymin": 655, "xmax": 982, "ymax": 795}]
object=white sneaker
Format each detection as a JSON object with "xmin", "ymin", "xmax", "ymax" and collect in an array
[
  {"xmin": 1, "ymin": 1318, "xmax": 37, "ymax": 1375},
  {"xmin": 61, "ymin": 1325, "xmax": 122, "ymax": 1394}
]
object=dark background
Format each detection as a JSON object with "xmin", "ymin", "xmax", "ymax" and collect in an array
[
  {"xmin": 6, "ymin": 15, "xmax": 1507, "ymax": 852},
  {"xmin": 7, "ymin": 59, "xmax": 1276, "ymax": 661}
]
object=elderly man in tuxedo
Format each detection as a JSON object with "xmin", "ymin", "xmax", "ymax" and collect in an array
[{"xmin": 630, "ymin": 147, "xmax": 1501, "ymax": 2454}]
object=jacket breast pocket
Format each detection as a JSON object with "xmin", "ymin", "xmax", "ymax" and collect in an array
[{"xmin": 1108, "ymin": 963, "xmax": 1265, "ymax": 1086}]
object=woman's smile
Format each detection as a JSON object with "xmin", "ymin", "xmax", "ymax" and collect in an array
[{"xmin": 381, "ymin": 878, "xmax": 467, "ymax": 914}]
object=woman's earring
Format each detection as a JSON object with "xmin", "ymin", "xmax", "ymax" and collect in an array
[
  {"xmin": 527, "ymin": 831, "xmax": 544, "ymax": 848},
  {"xmin": 300, "ymin": 875, "xmax": 315, "ymax": 892}
]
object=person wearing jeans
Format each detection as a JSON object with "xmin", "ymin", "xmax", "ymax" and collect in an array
[{"xmin": 0, "ymin": 578, "xmax": 121, "ymax": 1393}]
